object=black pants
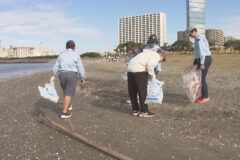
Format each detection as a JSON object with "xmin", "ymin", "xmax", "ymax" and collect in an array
[
  {"xmin": 196, "ymin": 56, "xmax": 212, "ymax": 98},
  {"xmin": 127, "ymin": 72, "xmax": 148, "ymax": 113}
]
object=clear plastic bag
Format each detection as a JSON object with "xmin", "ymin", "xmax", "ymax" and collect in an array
[
  {"xmin": 38, "ymin": 82, "xmax": 59, "ymax": 103},
  {"xmin": 182, "ymin": 66, "xmax": 202, "ymax": 102},
  {"xmin": 145, "ymin": 80, "xmax": 164, "ymax": 104}
]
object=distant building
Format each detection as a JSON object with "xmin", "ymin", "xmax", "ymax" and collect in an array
[
  {"xmin": 33, "ymin": 48, "xmax": 56, "ymax": 57},
  {"xmin": 0, "ymin": 40, "xmax": 7, "ymax": 57},
  {"xmin": 0, "ymin": 45, "xmax": 57, "ymax": 58},
  {"xmin": 224, "ymin": 36, "xmax": 238, "ymax": 43},
  {"xmin": 177, "ymin": 31, "xmax": 188, "ymax": 41},
  {"xmin": 8, "ymin": 47, "xmax": 35, "ymax": 58},
  {"xmin": 187, "ymin": 0, "xmax": 205, "ymax": 35},
  {"xmin": 205, "ymin": 29, "xmax": 224, "ymax": 48},
  {"xmin": 118, "ymin": 12, "xmax": 167, "ymax": 47},
  {"xmin": 0, "ymin": 48, "xmax": 8, "ymax": 58}
]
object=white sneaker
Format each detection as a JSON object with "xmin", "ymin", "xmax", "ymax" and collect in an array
[
  {"xmin": 68, "ymin": 105, "xmax": 73, "ymax": 111},
  {"xmin": 60, "ymin": 112, "xmax": 72, "ymax": 119},
  {"xmin": 126, "ymin": 100, "xmax": 131, "ymax": 104},
  {"xmin": 132, "ymin": 111, "xmax": 140, "ymax": 116},
  {"xmin": 139, "ymin": 112, "xmax": 155, "ymax": 118}
]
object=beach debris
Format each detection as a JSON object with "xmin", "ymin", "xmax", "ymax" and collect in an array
[{"xmin": 36, "ymin": 114, "xmax": 135, "ymax": 160}]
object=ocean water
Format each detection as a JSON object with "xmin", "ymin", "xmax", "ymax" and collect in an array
[{"xmin": 0, "ymin": 63, "xmax": 53, "ymax": 79}]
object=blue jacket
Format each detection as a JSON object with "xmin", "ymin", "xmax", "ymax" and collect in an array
[
  {"xmin": 194, "ymin": 34, "xmax": 211, "ymax": 64},
  {"xmin": 53, "ymin": 49, "xmax": 86, "ymax": 79},
  {"xmin": 144, "ymin": 44, "xmax": 162, "ymax": 74}
]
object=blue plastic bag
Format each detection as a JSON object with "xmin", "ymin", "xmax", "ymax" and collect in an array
[{"xmin": 145, "ymin": 80, "xmax": 164, "ymax": 104}]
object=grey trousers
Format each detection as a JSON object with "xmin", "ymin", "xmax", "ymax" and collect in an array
[{"xmin": 58, "ymin": 71, "xmax": 78, "ymax": 97}]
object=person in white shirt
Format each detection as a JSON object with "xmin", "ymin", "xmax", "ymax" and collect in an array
[{"xmin": 127, "ymin": 49, "xmax": 166, "ymax": 118}]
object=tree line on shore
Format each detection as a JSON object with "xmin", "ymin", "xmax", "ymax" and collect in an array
[
  {"xmin": 2, "ymin": 40, "xmax": 240, "ymax": 60},
  {"xmin": 114, "ymin": 40, "xmax": 240, "ymax": 55},
  {"xmin": 80, "ymin": 39, "xmax": 240, "ymax": 58}
]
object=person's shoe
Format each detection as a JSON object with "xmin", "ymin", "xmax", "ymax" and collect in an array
[
  {"xmin": 126, "ymin": 100, "xmax": 131, "ymax": 105},
  {"xmin": 196, "ymin": 97, "xmax": 202, "ymax": 101},
  {"xmin": 132, "ymin": 111, "xmax": 140, "ymax": 116},
  {"xmin": 68, "ymin": 105, "xmax": 73, "ymax": 111},
  {"xmin": 196, "ymin": 98, "xmax": 210, "ymax": 104},
  {"xmin": 60, "ymin": 112, "xmax": 72, "ymax": 119},
  {"xmin": 139, "ymin": 112, "xmax": 155, "ymax": 118}
]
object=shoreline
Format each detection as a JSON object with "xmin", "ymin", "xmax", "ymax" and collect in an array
[
  {"xmin": 0, "ymin": 70, "xmax": 51, "ymax": 82},
  {"xmin": 0, "ymin": 61, "xmax": 50, "ymax": 64},
  {"xmin": 0, "ymin": 55, "xmax": 239, "ymax": 160},
  {"xmin": 0, "ymin": 57, "xmax": 57, "ymax": 64}
]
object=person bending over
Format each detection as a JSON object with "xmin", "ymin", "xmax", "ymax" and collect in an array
[{"xmin": 127, "ymin": 49, "xmax": 166, "ymax": 118}]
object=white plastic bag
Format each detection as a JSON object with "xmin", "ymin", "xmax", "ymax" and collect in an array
[
  {"xmin": 182, "ymin": 66, "xmax": 202, "ymax": 102},
  {"xmin": 38, "ymin": 82, "xmax": 59, "ymax": 103},
  {"xmin": 121, "ymin": 72, "xmax": 128, "ymax": 81},
  {"xmin": 145, "ymin": 80, "xmax": 164, "ymax": 104}
]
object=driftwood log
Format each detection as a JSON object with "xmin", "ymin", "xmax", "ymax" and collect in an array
[{"xmin": 36, "ymin": 114, "xmax": 134, "ymax": 160}]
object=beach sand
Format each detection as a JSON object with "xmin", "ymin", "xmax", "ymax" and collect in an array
[{"xmin": 0, "ymin": 54, "xmax": 240, "ymax": 160}]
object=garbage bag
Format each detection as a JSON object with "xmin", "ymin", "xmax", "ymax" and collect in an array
[
  {"xmin": 145, "ymin": 80, "xmax": 164, "ymax": 104},
  {"xmin": 121, "ymin": 72, "xmax": 128, "ymax": 81},
  {"xmin": 38, "ymin": 82, "xmax": 59, "ymax": 103},
  {"xmin": 182, "ymin": 66, "xmax": 201, "ymax": 102}
]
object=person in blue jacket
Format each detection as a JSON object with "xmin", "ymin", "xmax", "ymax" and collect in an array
[
  {"xmin": 52, "ymin": 40, "xmax": 86, "ymax": 119},
  {"xmin": 188, "ymin": 27, "xmax": 212, "ymax": 104},
  {"xmin": 144, "ymin": 34, "xmax": 165, "ymax": 75}
]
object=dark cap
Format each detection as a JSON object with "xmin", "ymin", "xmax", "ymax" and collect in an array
[
  {"xmin": 66, "ymin": 40, "xmax": 75, "ymax": 49},
  {"xmin": 147, "ymin": 34, "xmax": 159, "ymax": 44},
  {"xmin": 187, "ymin": 27, "xmax": 198, "ymax": 33}
]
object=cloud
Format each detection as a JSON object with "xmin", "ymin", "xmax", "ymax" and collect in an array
[
  {"xmin": 0, "ymin": 9, "xmax": 103, "ymax": 37},
  {"xmin": 0, "ymin": 0, "xmax": 27, "ymax": 5},
  {"xmin": 0, "ymin": 3, "xmax": 106, "ymax": 52}
]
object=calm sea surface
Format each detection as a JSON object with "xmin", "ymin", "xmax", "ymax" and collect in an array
[{"xmin": 0, "ymin": 63, "xmax": 53, "ymax": 79}]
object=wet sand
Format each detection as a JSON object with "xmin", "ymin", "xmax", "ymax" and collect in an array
[{"xmin": 0, "ymin": 54, "xmax": 240, "ymax": 160}]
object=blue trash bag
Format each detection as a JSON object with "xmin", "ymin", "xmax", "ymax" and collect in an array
[
  {"xmin": 38, "ymin": 82, "xmax": 59, "ymax": 103},
  {"xmin": 145, "ymin": 80, "xmax": 164, "ymax": 104}
]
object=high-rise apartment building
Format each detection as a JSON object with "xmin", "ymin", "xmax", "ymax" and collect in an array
[
  {"xmin": 205, "ymin": 29, "xmax": 224, "ymax": 47},
  {"xmin": 187, "ymin": 0, "xmax": 205, "ymax": 35},
  {"xmin": 118, "ymin": 12, "xmax": 167, "ymax": 47}
]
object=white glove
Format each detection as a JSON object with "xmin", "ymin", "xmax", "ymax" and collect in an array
[{"xmin": 50, "ymin": 76, "xmax": 55, "ymax": 83}]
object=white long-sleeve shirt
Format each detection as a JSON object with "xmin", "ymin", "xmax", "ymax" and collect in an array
[{"xmin": 127, "ymin": 50, "xmax": 160, "ymax": 81}]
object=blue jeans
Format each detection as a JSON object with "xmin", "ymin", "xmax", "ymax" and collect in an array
[{"xmin": 196, "ymin": 56, "xmax": 212, "ymax": 98}]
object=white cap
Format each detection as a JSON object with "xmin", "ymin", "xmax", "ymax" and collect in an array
[{"xmin": 187, "ymin": 26, "xmax": 197, "ymax": 33}]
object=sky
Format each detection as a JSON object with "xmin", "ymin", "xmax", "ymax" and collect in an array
[{"xmin": 0, "ymin": 0, "xmax": 240, "ymax": 53}]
